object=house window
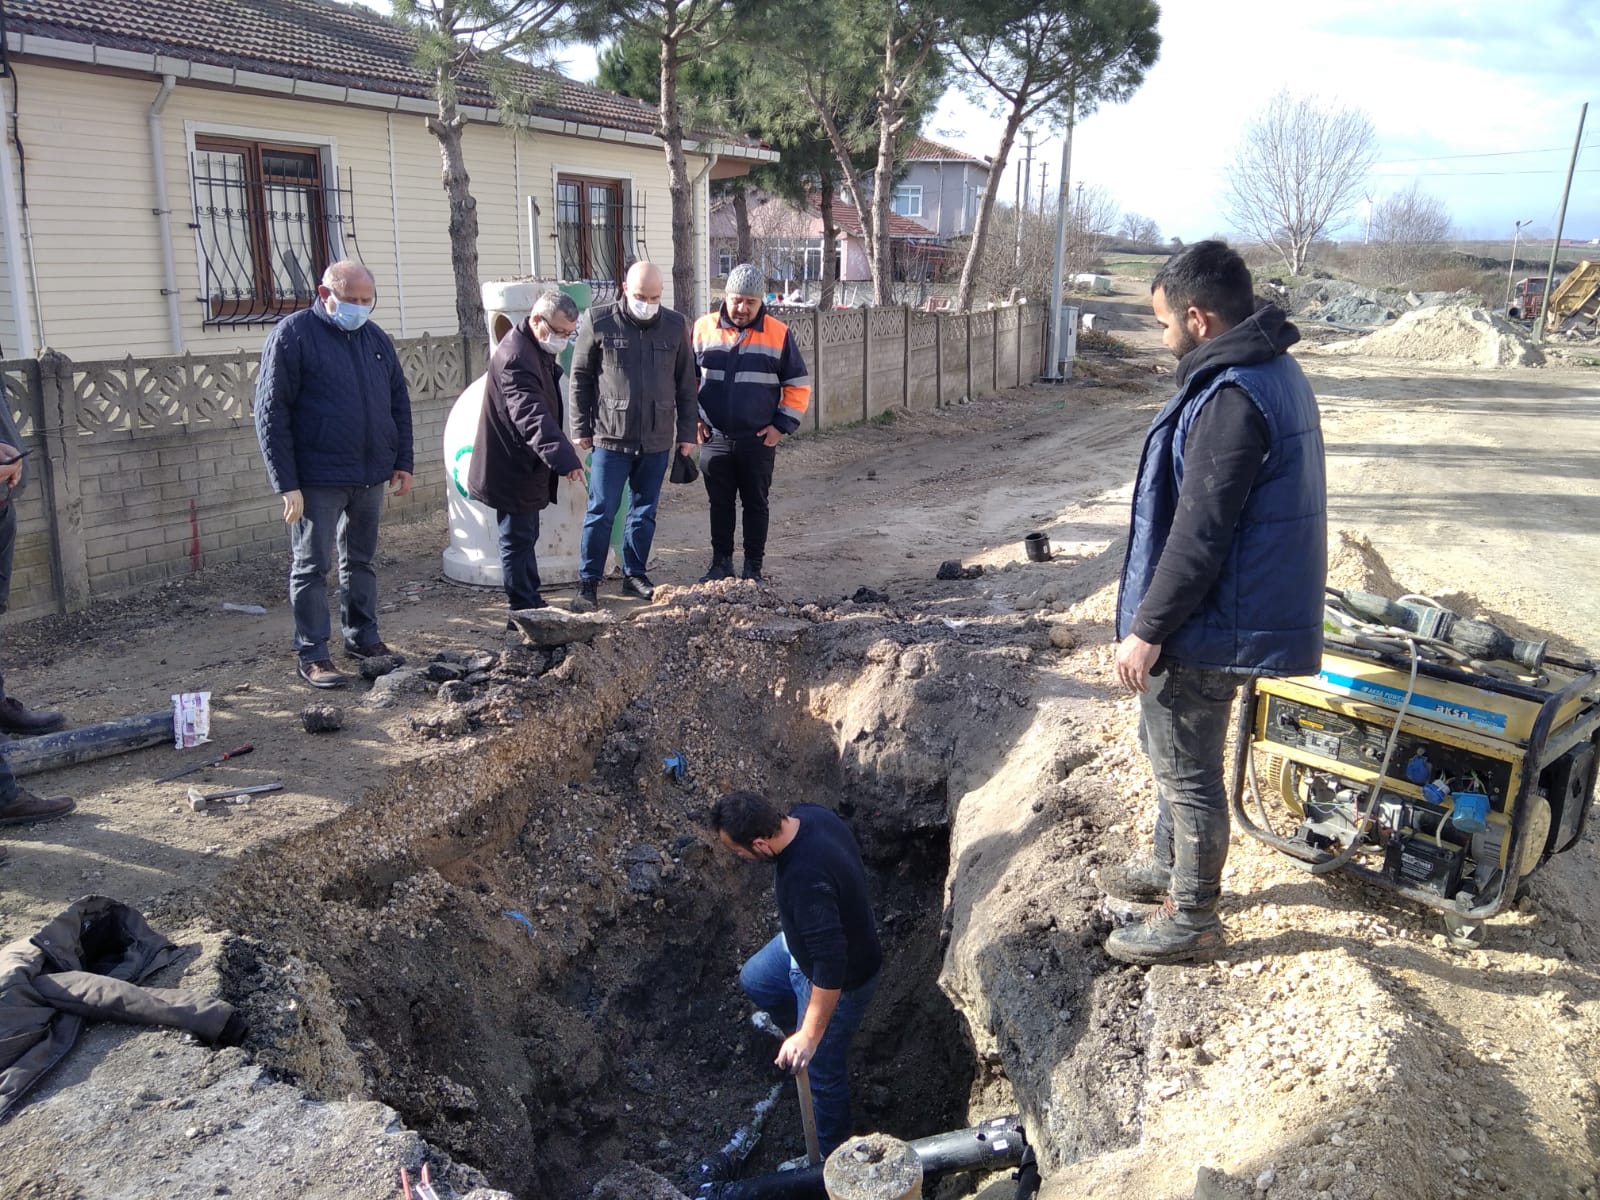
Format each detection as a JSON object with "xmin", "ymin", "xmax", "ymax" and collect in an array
[
  {"xmin": 557, "ymin": 176, "xmax": 633, "ymax": 286},
  {"xmin": 191, "ymin": 136, "xmax": 351, "ymax": 325},
  {"xmin": 891, "ymin": 185, "xmax": 922, "ymax": 218},
  {"xmin": 718, "ymin": 249, "xmax": 735, "ymax": 276}
]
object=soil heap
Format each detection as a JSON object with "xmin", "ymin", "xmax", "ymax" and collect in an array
[{"xmin": 1321, "ymin": 304, "xmax": 1545, "ymax": 368}]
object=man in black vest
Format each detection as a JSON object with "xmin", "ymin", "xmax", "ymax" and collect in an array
[
  {"xmin": 713, "ymin": 791, "xmax": 882, "ymax": 1156},
  {"xmin": 1105, "ymin": 240, "xmax": 1326, "ymax": 965}
]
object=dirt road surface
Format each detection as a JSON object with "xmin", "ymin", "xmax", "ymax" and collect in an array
[{"xmin": 3, "ymin": 286, "xmax": 1599, "ymax": 1200}]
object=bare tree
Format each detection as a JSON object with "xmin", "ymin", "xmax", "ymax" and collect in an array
[
  {"xmin": 1362, "ymin": 183, "xmax": 1453, "ymax": 285},
  {"xmin": 1119, "ymin": 211, "xmax": 1159, "ymax": 245},
  {"xmin": 970, "ymin": 189, "xmax": 1118, "ymax": 301},
  {"xmin": 394, "ymin": 0, "xmax": 574, "ymax": 343},
  {"xmin": 1225, "ymin": 90, "xmax": 1377, "ymax": 275}
]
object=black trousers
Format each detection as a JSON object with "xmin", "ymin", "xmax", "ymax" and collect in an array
[{"xmin": 700, "ymin": 436, "xmax": 776, "ymax": 561}]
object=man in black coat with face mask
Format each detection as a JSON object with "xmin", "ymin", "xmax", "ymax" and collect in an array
[{"xmin": 468, "ymin": 289, "xmax": 587, "ymax": 615}]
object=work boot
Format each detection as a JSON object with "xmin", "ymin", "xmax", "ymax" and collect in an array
[
  {"xmin": 0, "ymin": 697, "xmax": 66, "ymax": 735},
  {"xmin": 344, "ymin": 640, "xmax": 404, "ymax": 665},
  {"xmin": 621, "ymin": 574, "xmax": 656, "ymax": 601},
  {"xmin": 700, "ymin": 555, "xmax": 735, "ymax": 583},
  {"xmin": 0, "ymin": 787, "xmax": 76, "ymax": 826},
  {"xmin": 571, "ymin": 580, "xmax": 600, "ymax": 612},
  {"xmin": 1105, "ymin": 898, "xmax": 1224, "ymax": 966},
  {"xmin": 740, "ymin": 557, "xmax": 764, "ymax": 583},
  {"xmin": 1099, "ymin": 857, "xmax": 1172, "ymax": 904},
  {"xmin": 297, "ymin": 659, "xmax": 349, "ymax": 690}
]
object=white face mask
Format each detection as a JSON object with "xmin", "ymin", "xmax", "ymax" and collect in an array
[
  {"xmin": 535, "ymin": 321, "xmax": 571, "ymax": 355},
  {"xmin": 627, "ymin": 296, "xmax": 660, "ymax": 321}
]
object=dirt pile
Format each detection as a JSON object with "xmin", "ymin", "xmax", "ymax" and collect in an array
[{"xmin": 1321, "ymin": 305, "xmax": 1545, "ymax": 368}]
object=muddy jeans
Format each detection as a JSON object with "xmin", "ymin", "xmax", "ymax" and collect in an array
[
  {"xmin": 1138, "ymin": 660, "xmax": 1242, "ymax": 917},
  {"xmin": 738, "ymin": 933, "xmax": 879, "ymax": 1156}
]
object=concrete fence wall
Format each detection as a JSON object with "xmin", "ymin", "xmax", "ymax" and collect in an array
[
  {"xmin": 0, "ymin": 303, "xmax": 1042, "ymax": 620},
  {"xmin": 776, "ymin": 301, "xmax": 1044, "ymax": 432}
]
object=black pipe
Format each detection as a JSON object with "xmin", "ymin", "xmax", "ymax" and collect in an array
[
  {"xmin": 1013, "ymin": 1147, "xmax": 1042, "ymax": 1200},
  {"xmin": 695, "ymin": 1114, "xmax": 1028, "ymax": 1199}
]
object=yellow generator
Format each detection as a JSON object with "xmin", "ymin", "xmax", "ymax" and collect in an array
[{"xmin": 1232, "ymin": 590, "xmax": 1600, "ymax": 945}]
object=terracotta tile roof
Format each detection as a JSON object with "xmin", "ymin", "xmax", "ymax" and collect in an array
[
  {"xmin": 7, "ymin": 0, "xmax": 759, "ymax": 146},
  {"xmin": 814, "ymin": 195, "xmax": 938, "ymax": 240},
  {"xmin": 903, "ymin": 135, "xmax": 990, "ymax": 166}
]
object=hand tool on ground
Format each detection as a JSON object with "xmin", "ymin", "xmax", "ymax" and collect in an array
[
  {"xmin": 751, "ymin": 1011, "xmax": 822, "ymax": 1167},
  {"xmin": 155, "ymin": 742, "xmax": 253, "ymax": 784},
  {"xmin": 187, "ymin": 781, "xmax": 282, "ymax": 811}
]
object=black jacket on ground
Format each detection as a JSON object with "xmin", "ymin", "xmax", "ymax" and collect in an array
[
  {"xmin": 468, "ymin": 317, "xmax": 584, "ymax": 515},
  {"xmin": 0, "ymin": 896, "xmax": 241, "ymax": 1122},
  {"xmin": 569, "ymin": 302, "xmax": 698, "ymax": 455},
  {"xmin": 774, "ymin": 804, "xmax": 882, "ymax": 992}
]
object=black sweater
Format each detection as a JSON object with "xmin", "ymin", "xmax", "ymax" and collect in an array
[
  {"xmin": 774, "ymin": 805, "xmax": 882, "ymax": 991},
  {"xmin": 1130, "ymin": 308, "xmax": 1297, "ymax": 645}
]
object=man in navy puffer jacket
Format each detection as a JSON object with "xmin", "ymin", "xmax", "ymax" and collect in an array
[
  {"xmin": 255, "ymin": 261, "xmax": 414, "ymax": 689},
  {"xmin": 1103, "ymin": 240, "xmax": 1326, "ymax": 965}
]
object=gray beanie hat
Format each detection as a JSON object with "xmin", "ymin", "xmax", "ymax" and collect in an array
[{"xmin": 725, "ymin": 263, "xmax": 765, "ymax": 297}]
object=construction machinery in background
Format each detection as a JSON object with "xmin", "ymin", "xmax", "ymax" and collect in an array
[
  {"xmin": 1233, "ymin": 590, "xmax": 1600, "ymax": 947},
  {"xmin": 1508, "ymin": 259, "xmax": 1600, "ymax": 330}
]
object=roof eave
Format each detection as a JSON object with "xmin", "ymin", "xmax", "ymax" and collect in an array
[{"xmin": 6, "ymin": 31, "xmax": 774, "ymax": 157}]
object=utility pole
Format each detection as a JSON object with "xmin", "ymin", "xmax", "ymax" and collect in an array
[
  {"xmin": 1038, "ymin": 162, "xmax": 1051, "ymax": 216},
  {"xmin": 1044, "ymin": 98, "xmax": 1075, "ymax": 382},
  {"xmin": 1534, "ymin": 101, "xmax": 1587, "ymax": 342},
  {"xmin": 1505, "ymin": 218, "xmax": 1532, "ymax": 309},
  {"xmin": 1016, "ymin": 128, "xmax": 1035, "ymax": 268},
  {"xmin": 1363, "ymin": 194, "xmax": 1375, "ymax": 244}
]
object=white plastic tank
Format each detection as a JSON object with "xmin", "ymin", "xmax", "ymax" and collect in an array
[{"xmin": 441, "ymin": 279, "xmax": 590, "ymax": 587}]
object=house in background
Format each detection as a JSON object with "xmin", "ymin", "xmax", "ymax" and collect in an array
[
  {"xmin": 0, "ymin": 0, "xmax": 774, "ymax": 361},
  {"xmin": 709, "ymin": 190, "xmax": 941, "ymax": 293},
  {"xmin": 880, "ymin": 137, "xmax": 993, "ymax": 243}
]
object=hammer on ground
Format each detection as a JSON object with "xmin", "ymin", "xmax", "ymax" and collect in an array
[
  {"xmin": 752, "ymin": 1010, "xmax": 823, "ymax": 1167},
  {"xmin": 187, "ymin": 782, "xmax": 283, "ymax": 812}
]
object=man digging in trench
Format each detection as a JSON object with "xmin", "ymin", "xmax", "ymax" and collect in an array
[
  {"xmin": 1104, "ymin": 240, "xmax": 1327, "ymax": 965},
  {"xmin": 712, "ymin": 790, "xmax": 881, "ymax": 1159}
]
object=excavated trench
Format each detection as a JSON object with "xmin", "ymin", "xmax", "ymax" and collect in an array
[{"xmin": 207, "ymin": 600, "xmax": 1026, "ymax": 1199}]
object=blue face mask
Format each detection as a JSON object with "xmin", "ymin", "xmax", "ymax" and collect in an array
[{"xmin": 326, "ymin": 299, "xmax": 372, "ymax": 332}]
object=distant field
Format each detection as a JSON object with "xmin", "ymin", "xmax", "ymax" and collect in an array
[{"xmin": 1099, "ymin": 254, "xmax": 1166, "ymax": 279}]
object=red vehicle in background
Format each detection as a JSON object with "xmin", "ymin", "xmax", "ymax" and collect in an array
[{"xmin": 1508, "ymin": 276, "xmax": 1546, "ymax": 321}]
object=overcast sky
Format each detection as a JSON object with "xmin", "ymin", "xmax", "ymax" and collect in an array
[{"xmin": 355, "ymin": 0, "xmax": 1597, "ymax": 246}]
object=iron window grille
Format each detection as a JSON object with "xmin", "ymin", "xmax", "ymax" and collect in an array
[
  {"xmin": 191, "ymin": 138, "xmax": 357, "ymax": 327},
  {"xmin": 555, "ymin": 176, "xmax": 646, "ymax": 302}
]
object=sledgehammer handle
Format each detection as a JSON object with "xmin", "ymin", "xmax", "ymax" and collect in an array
[{"xmin": 795, "ymin": 1066, "xmax": 822, "ymax": 1166}]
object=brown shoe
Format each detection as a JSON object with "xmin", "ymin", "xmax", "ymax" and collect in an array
[
  {"xmin": 0, "ymin": 787, "xmax": 76, "ymax": 826},
  {"xmin": 0, "ymin": 697, "xmax": 66, "ymax": 735},
  {"xmin": 297, "ymin": 659, "xmax": 349, "ymax": 689},
  {"xmin": 344, "ymin": 640, "xmax": 404, "ymax": 664}
]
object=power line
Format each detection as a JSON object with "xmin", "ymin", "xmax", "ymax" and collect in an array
[
  {"xmin": 1371, "ymin": 167, "xmax": 1600, "ymax": 178},
  {"xmin": 1373, "ymin": 140, "xmax": 1600, "ymax": 166}
]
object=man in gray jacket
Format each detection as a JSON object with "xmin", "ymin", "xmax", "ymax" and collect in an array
[{"xmin": 569, "ymin": 261, "xmax": 697, "ymax": 605}]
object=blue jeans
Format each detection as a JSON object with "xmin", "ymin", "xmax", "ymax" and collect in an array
[
  {"xmin": 738, "ymin": 933, "xmax": 879, "ymax": 1156},
  {"xmin": 579, "ymin": 447, "xmax": 669, "ymax": 581},
  {"xmin": 495, "ymin": 508, "xmax": 544, "ymax": 610},
  {"xmin": 289, "ymin": 483, "xmax": 384, "ymax": 662},
  {"xmin": 1138, "ymin": 661, "xmax": 1242, "ymax": 915}
]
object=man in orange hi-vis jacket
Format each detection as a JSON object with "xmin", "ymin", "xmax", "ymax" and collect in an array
[{"xmin": 692, "ymin": 263, "xmax": 811, "ymax": 584}]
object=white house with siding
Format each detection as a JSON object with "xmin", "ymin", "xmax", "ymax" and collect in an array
[{"xmin": 0, "ymin": 0, "xmax": 775, "ymax": 362}]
